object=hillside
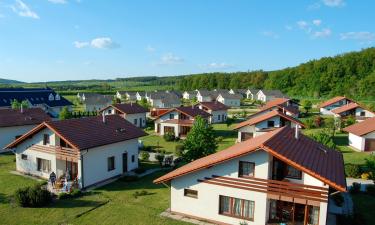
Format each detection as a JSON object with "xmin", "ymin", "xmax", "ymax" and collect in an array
[{"xmin": 0, "ymin": 78, "xmax": 23, "ymax": 84}]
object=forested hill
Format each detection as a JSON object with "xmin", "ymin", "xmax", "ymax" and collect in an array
[
  {"xmin": 0, "ymin": 78, "xmax": 23, "ymax": 84},
  {"xmin": 177, "ymin": 47, "xmax": 375, "ymax": 99}
]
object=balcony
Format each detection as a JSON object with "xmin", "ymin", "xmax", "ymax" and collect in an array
[
  {"xmin": 29, "ymin": 145, "xmax": 80, "ymax": 162},
  {"xmin": 198, "ymin": 175, "xmax": 328, "ymax": 204}
]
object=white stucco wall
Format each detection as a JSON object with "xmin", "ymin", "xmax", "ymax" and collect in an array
[
  {"xmin": 355, "ymin": 108, "xmax": 375, "ymax": 117},
  {"xmin": 0, "ymin": 124, "xmax": 38, "ymax": 151},
  {"xmin": 210, "ymin": 110, "xmax": 227, "ymax": 123},
  {"xmin": 348, "ymin": 131, "xmax": 375, "ymax": 152},
  {"xmin": 82, "ymin": 138, "xmax": 139, "ymax": 188},
  {"xmin": 125, "ymin": 113, "xmax": 147, "ymax": 128},
  {"xmin": 217, "ymin": 96, "xmax": 241, "ymax": 107}
]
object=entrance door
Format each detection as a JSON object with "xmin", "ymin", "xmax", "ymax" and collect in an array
[
  {"xmin": 365, "ymin": 139, "xmax": 375, "ymax": 152},
  {"xmin": 122, "ymin": 153, "xmax": 128, "ymax": 173},
  {"xmin": 66, "ymin": 161, "xmax": 78, "ymax": 180},
  {"xmin": 241, "ymin": 132, "xmax": 253, "ymax": 142}
]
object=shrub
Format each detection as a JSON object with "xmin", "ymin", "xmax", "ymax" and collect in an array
[
  {"xmin": 57, "ymin": 192, "xmax": 70, "ymax": 200},
  {"xmin": 163, "ymin": 132, "xmax": 175, "ymax": 142},
  {"xmin": 119, "ymin": 175, "xmax": 138, "ymax": 182},
  {"xmin": 215, "ymin": 136, "xmax": 224, "ymax": 142},
  {"xmin": 350, "ymin": 182, "xmax": 361, "ymax": 194},
  {"xmin": 140, "ymin": 145, "xmax": 153, "ymax": 152},
  {"xmin": 361, "ymin": 172, "xmax": 370, "ymax": 180},
  {"xmin": 58, "ymin": 189, "xmax": 83, "ymax": 199},
  {"xmin": 345, "ymin": 115, "xmax": 356, "ymax": 127},
  {"xmin": 155, "ymin": 154, "xmax": 165, "ymax": 166},
  {"xmin": 331, "ymin": 193, "xmax": 344, "ymax": 207},
  {"xmin": 14, "ymin": 184, "xmax": 52, "ymax": 207},
  {"xmin": 134, "ymin": 167, "xmax": 146, "ymax": 174},
  {"xmin": 313, "ymin": 115, "xmax": 323, "ymax": 128},
  {"xmin": 366, "ymin": 184, "xmax": 375, "ymax": 196},
  {"xmin": 140, "ymin": 151, "xmax": 150, "ymax": 161},
  {"xmin": 345, "ymin": 164, "xmax": 362, "ymax": 178},
  {"xmin": 304, "ymin": 118, "xmax": 315, "ymax": 129},
  {"xmin": 310, "ymin": 130, "xmax": 336, "ymax": 149},
  {"xmin": 175, "ymin": 145, "xmax": 185, "ymax": 157}
]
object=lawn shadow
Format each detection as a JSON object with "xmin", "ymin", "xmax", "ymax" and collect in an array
[
  {"xmin": 0, "ymin": 192, "xmax": 9, "ymax": 204},
  {"xmin": 214, "ymin": 129, "xmax": 237, "ymax": 138},
  {"xmin": 47, "ymin": 198, "xmax": 107, "ymax": 209},
  {"xmin": 334, "ymin": 135, "xmax": 349, "ymax": 146}
]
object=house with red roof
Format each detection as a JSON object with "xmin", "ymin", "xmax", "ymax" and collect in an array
[
  {"xmin": 319, "ymin": 96, "xmax": 353, "ymax": 115},
  {"xmin": 4, "ymin": 115, "xmax": 146, "ymax": 189},
  {"xmin": 0, "ymin": 108, "xmax": 51, "ymax": 152},
  {"xmin": 256, "ymin": 98, "xmax": 300, "ymax": 118},
  {"xmin": 343, "ymin": 117, "xmax": 375, "ymax": 152},
  {"xmin": 99, "ymin": 103, "xmax": 148, "ymax": 128},
  {"xmin": 154, "ymin": 126, "xmax": 346, "ymax": 225},
  {"xmin": 234, "ymin": 110, "xmax": 305, "ymax": 142},
  {"xmin": 331, "ymin": 102, "xmax": 374, "ymax": 121},
  {"xmin": 196, "ymin": 101, "xmax": 229, "ymax": 123},
  {"xmin": 154, "ymin": 106, "xmax": 211, "ymax": 138}
]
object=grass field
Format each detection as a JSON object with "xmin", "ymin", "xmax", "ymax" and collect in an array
[{"xmin": 0, "ymin": 153, "xmax": 187, "ymax": 225}]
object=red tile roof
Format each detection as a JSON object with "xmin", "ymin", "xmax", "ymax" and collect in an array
[
  {"xmin": 319, "ymin": 96, "xmax": 350, "ymax": 108},
  {"xmin": 197, "ymin": 101, "xmax": 230, "ymax": 111},
  {"xmin": 343, "ymin": 117, "xmax": 375, "ymax": 136},
  {"xmin": 154, "ymin": 126, "xmax": 346, "ymax": 192},
  {"xmin": 259, "ymin": 98, "xmax": 290, "ymax": 110},
  {"xmin": 5, "ymin": 115, "xmax": 147, "ymax": 150},
  {"xmin": 331, "ymin": 102, "xmax": 373, "ymax": 115},
  {"xmin": 234, "ymin": 110, "xmax": 305, "ymax": 130},
  {"xmin": 155, "ymin": 106, "xmax": 211, "ymax": 119},
  {"xmin": 256, "ymin": 98, "xmax": 299, "ymax": 116},
  {"xmin": 0, "ymin": 108, "xmax": 51, "ymax": 128},
  {"xmin": 100, "ymin": 103, "xmax": 148, "ymax": 114}
]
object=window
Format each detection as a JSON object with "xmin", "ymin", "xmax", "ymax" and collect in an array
[
  {"xmin": 267, "ymin": 120, "xmax": 275, "ymax": 127},
  {"xmin": 218, "ymin": 115, "xmax": 221, "ymax": 121},
  {"xmin": 131, "ymin": 155, "xmax": 135, "ymax": 163},
  {"xmin": 219, "ymin": 195, "xmax": 255, "ymax": 221},
  {"xmin": 307, "ymin": 206, "xmax": 320, "ymax": 225},
  {"xmin": 360, "ymin": 111, "xmax": 365, "ymax": 116},
  {"xmin": 55, "ymin": 94, "xmax": 60, "ymax": 100},
  {"xmin": 286, "ymin": 165, "xmax": 302, "ymax": 179},
  {"xmin": 184, "ymin": 189, "xmax": 198, "ymax": 198},
  {"xmin": 134, "ymin": 118, "xmax": 138, "ymax": 126},
  {"xmin": 239, "ymin": 161, "xmax": 255, "ymax": 177},
  {"xmin": 43, "ymin": 134, "xmax": 50, "ymax": 145},
  {"xmin": 37, "ymin": 158, "xmax": 51, "ymax": 173},
  {"xmin": 108, "ymin": 109, "xmax": 112, "ymax": 114},
  {"xmin": 169, "ymin": 113, "xmax": 174, "ymax": 119},
  {"xmin": 107, "ymin": 156, "xmax": 115, "ymax": 171},
  {"xmin": 21, "ymin": 154, "xmax": 27, "ymax": 160}
]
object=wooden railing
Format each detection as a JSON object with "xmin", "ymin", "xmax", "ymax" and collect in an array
[
  {"xmin": 29, "ymin": 145, "xmax": 80, "ymax": 162},
  {"xmin": 198, "ymin": 175, "xmax": 328, "ymax": 204}
]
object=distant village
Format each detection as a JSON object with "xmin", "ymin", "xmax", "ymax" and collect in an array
[{"xmin": 0, "ymin": 86, "xmax": 375, "ymax": 225}]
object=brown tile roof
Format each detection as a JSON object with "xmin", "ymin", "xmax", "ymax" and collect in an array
[
  {"xmin": 154, "ymin": 126, "xmax": 346, "ymax": 192},
  {"xmin": 234, "ymin": 110, "xmax": 305, "ymax": 130},
  {"xmin": 259, "ymin": 98, "xmax": 290, "ymax": 110},
  {"xmin": 5, "ymin": 115, "xmax": 147, "ymax": 150},
  {"xmin": 0, "ymin": 108, "xmax": 51, "ymax": 128},
  {"xmin": 343, "ymin": 117, "xmax": 375, "ymax": 136},
  {"xmin": 256, "ymin": 98, "xmax": 299, "ymax": 117},
  {"xmin": 331, "ymin": 102, "xmax": 373, "ymax": 115},
  {"xmin": 155, "ymin": 106, "xmax": 211, "ymax": 119},
  {"xmin": 197, "ymin": 102, "xmax": 230, "ymax": 111},
  {"xmin": 319, "ymin": 96, "xmax": 351, "ymax": 108},
  {"xmin": 100, "ymin": 103, "xmax": 148, "ymax": 114}
]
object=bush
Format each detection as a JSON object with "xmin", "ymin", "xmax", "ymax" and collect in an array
[
  {"xmin": 57, "ymin": 192, "xmax": 70, "ymax": 199},
  {"xmin": 345, "ymin": 164, "xmax": 362, "ymax": 178},
  {"xmin": 119, "ymin": 175, "xmax": 138, "ymax": 182},
  {"xmin": 140, "ymin": 151, "xmax": 150, "ymax": 161},
  {"xmin": 215, "ymin": 136, "xmax": 224, "ymax": 142},
  {"xmin": 163, "ymin": 132, "xmax": 175, "ymax": 142},
  {"xmin": 313, "ymin": 115, "xmax": 323, "ymax": 128},
  {"xmin": 366, "ymin": 184, "xmax": 375, "ymax": 196},
  {"xmin": 14, "ymin": 184, "xmax": 52, "ymax": 207},
  {"xmin": 310, "ymin": 130, "xmax": 336, "ymax": 149},
  {"xmin": 134, "ymin": 167, "xmax": 146, "ymax": 174},
  {"xmin": 304, "ymin": 118, "xmax": 315, "ymax": 129},
  {"xmin": 140, "ymin": 145, "xmax": 153, "ymax": 152},
  {"xmin": 58, "ymin": 189, "xmax": 83, "ymax": 199},
  {"xmin": 361, "ymin": 172, "xmax": 370, "ymax": 180},
  {"xmin": 155, "ymin": 154, "xmax": 165, "ymax": 166},
  {"xmin": 350, "ymin": 182, "xmax": 361, "ymax": 194},
  {"xmin": 331, "ymin": 193, "xmax": 344, "ymax": 207},
  {"xmin": 175, "ymin": 145, "xmax": 185, "ymax": 157}
]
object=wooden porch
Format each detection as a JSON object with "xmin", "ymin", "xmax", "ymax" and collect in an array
[{"xmin": 29, "ymin": 145, "xmax": 80, "ymax": 162}]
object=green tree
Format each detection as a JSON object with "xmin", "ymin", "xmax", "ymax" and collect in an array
[
  {"xmin": 183, "ymin": 116, "xmax": 218, "ymax": 161},
  {"xmin": 301, "ymin": 100, "xmax": 312, "ymax": 115},
  {"xmin": 59, "ymin": 106, "xmax": 72, "ymax": 120},
  {"xmin": 11, "ymin": 99, "xmax": 29, "ymax": 110},
  {"xmin": 309, "ymin": 130, "xmax": 336, "ymax": 149}
]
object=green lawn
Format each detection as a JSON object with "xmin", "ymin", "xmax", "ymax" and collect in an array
[{"xmin": 0, "ymin": 153, "xmax": 188, "ymax": 225}]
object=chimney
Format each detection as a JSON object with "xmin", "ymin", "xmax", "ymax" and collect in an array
[
  {"xmin": 102, "ymin": 112, "xmax": 106, "ymax": 123},
  {"xmin": 282, "ymin": 107, "xmax": 285, "ymax": 114},
  {"xmin": 20, "ymin": 104, "xmax": 24, "ymax": 113},
  {"xmin": 130, "ymin": 101, "xmax": 133, "ymax": 106},
  {"xmin": 295, "ymin": 125, "xmax": 299, "ymax": 139}
]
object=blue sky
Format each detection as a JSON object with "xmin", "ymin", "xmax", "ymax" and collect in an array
[{"xmin": 0, "ymin": 0, "xmax": 374, "ymax": 82}]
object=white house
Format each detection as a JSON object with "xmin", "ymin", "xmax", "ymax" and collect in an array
[
  {"xmin": 216, "ymin": 93, "xmax": 242, "ymax": 107},
  {"xmin": 319, "ymin": 96, "xmax": 353, "ymax": 115},
  {"xmin": 253, "ymin": 98, "xmax": 300, "ymax": 118},
  {"xmin": 343, "ymin": 117, "xmax": 375, "ymax": 152},
  {"xmin": 331, "ymin": 102, "xmax": 374, "ymax": 121},
  {"xmin": 229, "ymin": 89, "xmax": 247, "ymax": 98},
  {"xmin": 196, "ymin": 102, "xmax": 229, "ymax": 123},
  {"xmin": 256, "ymin": 90, "xmax": 286, "ymax": 102},
  {"xmin": 99, "ymin": 103, "xmax": 148, "ymax": 128},
  {"xmin": 234, "ymin": 110, "xmax": 304, "ymax": 142},
  {"xmin": 0, "ymin": 108, "xmax": 51, "ymax": 152},
  {"xmin": 154, "ymin": 106, "xmax": 211, "ymax": 138},
  {"xmin": 135, "ymin": 92, "xmax": 145, "ymax": 101},
  {"xmin": 148, "ymin": 92, "xmax": 181, "ymax": 108},
  {"xmin": 154, "ymin": 126, "xmax": 346, "ymax": 225},
  {"xmin": 245, "ymin": 88, "xmax": 259, "ymax": 100},
  {"xmin": 79, "ymin": 93, "xmax": 113, "ymax": 112},
  {"xmin": 196, "ymin": 90, "xmax": 216, "ymax": 102},
  {"xmin": 0, "ymin": 87, "xmax": 73, "ymax": 118},
  {"xmin": 5, "ymin": 115, "xmax": 146, "ymax": 189},
  {"xmin": 182, "ymin": 91, "xmax": 197, "ymax": 100}
]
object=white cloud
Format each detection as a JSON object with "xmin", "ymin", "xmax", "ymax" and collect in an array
[
  {"xmin": 308, "ymin": 2, "xmax": 321, "ymax": 10},
  {"xmin": 340, "ymin": 32, "xmax": 375, "ymax": 44},
  {"xmin": 313, "ymin": 28, "xmax": 332, "ymax": 38},
  {"xmin": 73, "ymin": 41, "xmax": 89, "ymax": 48},
  {"xmin": 146, "ymin": 45, "xmax": 156, "ymax": 52},
  {"xmin": 322, "ymin": 0, "xmax": 345, "ymax": 7},
  {"xmin": 261, "ymin": 31, "xmax": 279, "ymax": 39},
  {"xmin": 74, "ymin": 37, "xmax": 120, "ymax": 49},
  {"xmin": 11, "ymin": 0, "xmax": 39, "ymax": 19},
  {"xmin": 48, "ymin": 0, "xmax": 67, "ymax": 4},
  {"xmin": 202, "ymin": 62, "xmax": 234, "ymax": 70},
  {"xmin": 312, "ymin": 19, "xmax": 322, "ymax": 26},
  {"xmin": 285, "ymin": 25, "xmax": 293, "ymax": 31},
  {"xmin": 158, "ymin": 53, "xmax": 184, "ymax": 65},
  {"xmin": 297, "ymin": 20, "xmax": 309, "ymax": 30}
]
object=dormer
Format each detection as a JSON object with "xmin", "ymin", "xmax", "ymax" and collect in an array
[
  {"xmin": 48, "ymin": 93, "xmax": 54, "ymax": 101},
  {"xmin": 55, "ymin": 94, "xmax": 60, "ymax": 101}
]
